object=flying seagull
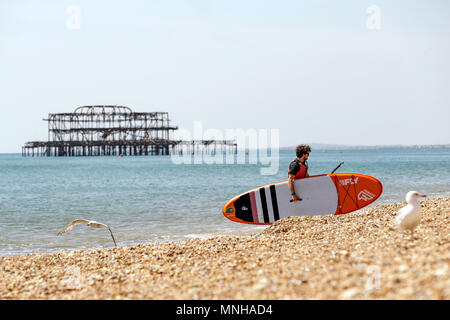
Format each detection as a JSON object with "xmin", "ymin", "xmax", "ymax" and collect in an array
[
  {"xmin": 394, "ymin": 191, "xmax": 427, "ymax": 238},
  {"xmin": 58, "ymin": 219, "xmax": 117, "ymax": 247}
]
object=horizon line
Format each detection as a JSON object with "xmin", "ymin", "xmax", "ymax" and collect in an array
[{"xmin": 2, "ymin": 142, "xmax": 449, "ymax": 155}]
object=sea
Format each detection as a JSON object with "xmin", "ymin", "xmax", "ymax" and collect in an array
[{"xmin": 0, "ymin": 148, "xmax": 449, "ymax": 257}]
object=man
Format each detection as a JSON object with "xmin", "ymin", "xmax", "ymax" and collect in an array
[{"xmin": 288, "ymin": 144, "xmax": 311, "ymax": 202}]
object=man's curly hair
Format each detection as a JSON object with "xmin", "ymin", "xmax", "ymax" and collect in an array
[{"xmin": 295, "ymin": 144, "xmax": 311, "ymax": 158}]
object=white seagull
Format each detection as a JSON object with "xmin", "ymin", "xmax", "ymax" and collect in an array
[
  {"xmin": 58, "ymin": 219, "xmax": 117, "ymax": 247},
  {"xmin": 394, "ymin": 191, "xmax": 427, "ymax": 238}
]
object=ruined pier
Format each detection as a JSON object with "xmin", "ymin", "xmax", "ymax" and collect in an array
[{"xmin": 22, "ymin": 106, "xmax": 237, "ymax": 157}]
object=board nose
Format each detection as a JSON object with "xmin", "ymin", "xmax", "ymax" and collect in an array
[{"xmin": 223, "ymin": 202, "xmax": 235, "ymax": 217}]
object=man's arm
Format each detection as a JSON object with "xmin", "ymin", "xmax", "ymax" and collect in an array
[{"xmin": 288, "ymin": 174, "xmax": 301, "ymax": 201}]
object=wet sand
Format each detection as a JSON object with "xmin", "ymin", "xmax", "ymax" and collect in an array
[{"xmin": 1, "ymin": 198, "xmax": 448, "ymax": 299}]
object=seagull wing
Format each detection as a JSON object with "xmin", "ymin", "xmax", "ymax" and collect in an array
[
  {"xmin": 396, "ymin": 206, "xmax": 409, "ymax": 216},
  {"xmin": 57, "ymin": 219, "xmax": 90, "ymax": 235},
  {"xmin": 393, "ymin": 206, "xmax": 409, "ymax": 229},
  {"xmin": 88, "ymin": 221, "xmax": 109, "ymax": 229}
]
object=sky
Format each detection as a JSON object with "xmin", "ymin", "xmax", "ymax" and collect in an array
[{"xmin": 1, "ymin": 0, "xmax": 449, "ymax": 153}]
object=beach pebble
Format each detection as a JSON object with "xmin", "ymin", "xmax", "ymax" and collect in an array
[{"xmin": 0, "ymin": 197, "xmax": 448, "ymax": 299}]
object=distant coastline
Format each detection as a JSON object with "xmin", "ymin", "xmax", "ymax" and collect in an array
[
  {"xmin": 0, "ymin": 143, "xmax": 449, "ymax": 154},
  {"xmin": 280, "ymin": 143, "xmax": 450, "ymax": 151}
]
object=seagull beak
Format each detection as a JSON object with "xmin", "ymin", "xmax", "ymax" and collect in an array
[{"xmin": 420, "ymin": 194, "xmax": 427, "ymax": 198}]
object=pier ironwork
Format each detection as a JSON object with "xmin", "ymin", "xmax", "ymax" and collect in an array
[{"xmin": 23, "ymin": 106, "xmax": 237, "ymax": 157}]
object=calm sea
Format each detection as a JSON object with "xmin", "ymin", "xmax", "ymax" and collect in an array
[{"xmin": 0, "ymin": 148, "xmax": 449, "ymax": 256}]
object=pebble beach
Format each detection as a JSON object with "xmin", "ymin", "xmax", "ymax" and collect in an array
[{"xmin": 1, "ymin": 197, "xmax": 448, "ymax": 300}]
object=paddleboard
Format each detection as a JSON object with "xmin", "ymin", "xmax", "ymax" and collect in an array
[{"xmin": 222, "ymin": 173, "xmax": 383, "ymax": 225}]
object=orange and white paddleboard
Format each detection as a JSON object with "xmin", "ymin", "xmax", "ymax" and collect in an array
[{"xmin": 222, "ymin": 173, "xmax": 383, "ymax": 225}]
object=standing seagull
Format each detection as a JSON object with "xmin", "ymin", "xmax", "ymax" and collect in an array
[
  {"xmin": 394, "ymin": 191, "xmax": 427, "ymax": 238},
  {"xmin": 58, "ymin": 219, "xmax": 117, "ymax": 247}
]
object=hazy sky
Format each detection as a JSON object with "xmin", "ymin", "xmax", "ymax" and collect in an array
[{"xmin": 1, "ymin": 0, "xmax": 449, "ymax": 153}]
